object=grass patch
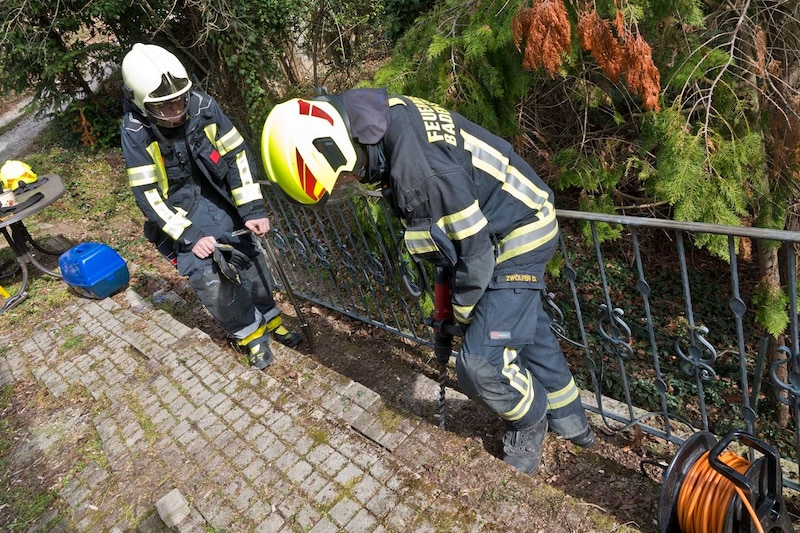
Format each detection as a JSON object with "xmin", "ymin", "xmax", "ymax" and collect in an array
[
  {"xmin": 376, "ymin": 403, "xmax": 404, "ymax": 433},
  {"xmin": 306, "ymin": 426, "xmax": 330, "ymax": 447},
  {"xmin": 60, "ymin": 332, "xmax": 88, "ymax": 352},
  {"xmin": 0, "ymin": 384, "xmax": 61, "ymax": 531},
  {"xmin": 127, "ymin": 394, "xmax": 159, "ymax": 446},
  {"xmin": 2, "ymin": 276, "xmax": 73, "ymax": 330}
]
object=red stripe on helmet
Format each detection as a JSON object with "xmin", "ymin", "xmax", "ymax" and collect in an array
[
  {"xmin": 296, "ymin": 150, "xmax": 322, "ymax": 201},
  {"xmin": 297, "ymin": 99, "xmax": 334, "ymax": 126}
]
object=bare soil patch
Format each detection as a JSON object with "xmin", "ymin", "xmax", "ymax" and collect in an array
[{"xmin": 0, "ymin": 380, "xmax": 96, "ymax": 531}]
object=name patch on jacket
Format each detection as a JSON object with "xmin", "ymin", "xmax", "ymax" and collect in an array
[
  {"xmin": 504, "ymin": 273, "xmax": 538, "ymax": 283},
  {"xmin": 408, "ymin": 96, "xmax": 457, "ymax": 147},
  {"xmin": 489, "ymin": 271, "xmax": 545, "ymax": 290}
]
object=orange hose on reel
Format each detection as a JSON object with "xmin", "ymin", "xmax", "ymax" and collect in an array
[{"xmin": 676, "ymin": 450, "xmax": 763, "ymax": 533}]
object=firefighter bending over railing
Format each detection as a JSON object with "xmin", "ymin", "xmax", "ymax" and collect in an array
[{"xmin": 261, "ymin": 87, "xmax": 594, "ymax": 474}]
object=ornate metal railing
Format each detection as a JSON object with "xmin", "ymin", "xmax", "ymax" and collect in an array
[{"xmin": 261, "ymin": 183, "xmax": 800, "ymax": 489}]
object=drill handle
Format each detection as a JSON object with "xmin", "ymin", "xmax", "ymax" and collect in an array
[{"xmin": 432, "ymin": 266, "xmax": 453, "ymax": 322}]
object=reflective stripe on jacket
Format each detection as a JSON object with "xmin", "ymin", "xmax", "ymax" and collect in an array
[
  {"xmin": 344, "ymin": 90, "xmax": 559, "ymax": 324},
  {"xmin": 121, "ymin": 89, "xmax": 265, "ymax": 246}
]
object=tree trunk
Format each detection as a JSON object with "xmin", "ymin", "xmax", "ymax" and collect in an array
[
  {"xmin": 751, "ymin": 0, "xmax": 800, "ymax": 429},
  {"xmin": 757, "ymin": 245, "xmax": 790, "ymax": 426}
]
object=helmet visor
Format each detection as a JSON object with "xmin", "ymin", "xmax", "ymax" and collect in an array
[{"xmin": 145, "ymin": 94, "xmax": 189, "ymax": 128}]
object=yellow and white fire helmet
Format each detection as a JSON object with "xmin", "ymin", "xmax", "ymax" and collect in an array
[{"xmin": 0, "ymin": 160, "xmax": 38, "ymax": 191}]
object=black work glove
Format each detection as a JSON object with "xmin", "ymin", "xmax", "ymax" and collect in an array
[
  {"xmin": 443, "ymin": 318, "xmax": 467, "ymax": 337},
  {"xmin": 213, "ymin": 243, "xmax": 251, "ymax": 281}
]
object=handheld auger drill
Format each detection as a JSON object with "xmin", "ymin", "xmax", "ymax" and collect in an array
[{"xmin": 425, "ymin": 266, "xmax": 463, "ymax": 429}]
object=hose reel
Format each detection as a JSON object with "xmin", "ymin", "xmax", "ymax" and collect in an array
[{"xmin": 659, "ymin": 429, "xmax": 794, "ymax": 533}]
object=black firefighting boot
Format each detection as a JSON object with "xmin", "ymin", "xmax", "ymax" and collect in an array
[
  {"xmin": 238, "ymin": 321, "xmax": 274, "ymax": 370},
  {"xmin": 570, "ymin": 425, "xmax": 596, "ymax": 448},
  {"xmin": 502, "ymin": 417, "xmax": 549, "ymax": 474},
  {"xmin": 266, "ymin": 316, "xmax": 302, "ymax": 348}
]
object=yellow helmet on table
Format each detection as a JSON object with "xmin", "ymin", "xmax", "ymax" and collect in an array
[{"xmin": 0, "ymin": 160, "xmax": 38, "ymax": 191}]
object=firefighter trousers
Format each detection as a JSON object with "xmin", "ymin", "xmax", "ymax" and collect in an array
[
  {"xmin": 176, "ymin": 195, "xmax": 280, "ymax": 340},
  {"xmin": 456, "ymin": 282, "xmax": 589, "ymax": 438}
]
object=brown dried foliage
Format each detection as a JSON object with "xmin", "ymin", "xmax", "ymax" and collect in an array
[
  {"xmin": 577, "ymin": 10, "xmax": 625, "ymax": 83},
  {"xmin": 515, "ymin": 2, "xmax": 661, "ymax": 111},
  {"xmin": 624, "ymin": 33, "xmax": 661, "ymax": 112},
  {"xmin": 576, "ymin": 8, "xmax": 661, "ymax": 111},
  {"xmin": 754, "ymin": 25, "xmax": 767, "ymax": 77},
  {"xmin": 512, "ymin": 0, "xmax": 571, "ymax": 77},
  {"xmin": 77, "ymin": 108, "xmax": 95, "ymax": 148}
]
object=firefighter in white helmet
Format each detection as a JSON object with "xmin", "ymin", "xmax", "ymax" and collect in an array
[
  {"xmin": 120, "ymin": 43, "xmax": 300, "ymax": 370},
  {"xmin": 262, "ymin": 89, "xmax": 594, "ymax": 474}
]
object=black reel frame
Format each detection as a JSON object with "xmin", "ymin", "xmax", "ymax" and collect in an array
[{"xmin": 658, "ymin": 429, "xmax": 793, "ymax": 533}]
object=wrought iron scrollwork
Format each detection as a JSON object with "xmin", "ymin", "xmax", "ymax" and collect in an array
[
  {"xmin": 674, "ymin": 325, "xmax": 717, "ymax": 381},
  {"xmin": 597, "ymin": 304, "xmax": 634, "ymax": 360},
  {"xmin": 399, "ymin": 254, "xmax": 422, "ymax": 299},
  {"xmin": 366, "ymin": 252, "xmax": 386, "ymax": 284},
  {"xmin": 272, "ymin": 231, "xmax": 287, "ymax": 254},
  {"xmin": 311, "ymin": 238, "xmax": 330, "ymax": 268},
  {"xmin": 292, "ymin": 234, "xmax": 307, "ymax": 259},
  {"xmin": 339, "ymin": 245, "xmax": 358, "ymax": 275},
  {"xmin": 545, "ymin": 291, "xmax": 585, "ymax": 348},
  {"xmin": 545, "ymin": 291, "xmax": 566, "ymax": 335},
  {"xmin": 770, "ymin": 346, "xmax": 800, "ymax": 407}
]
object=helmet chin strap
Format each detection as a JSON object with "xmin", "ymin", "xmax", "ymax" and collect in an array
[
  {"xmin": 363, "ymin": 143, "xmax": 388, "ymax": 185},
  {"xmin": 361, "ymin": 142, "xmax": 402, "ymax": 218},
  {"xmin": 148, "ymin": 120, "xmax": 188, "ymax": 166},
  {"xmin": 148, "ymin": 121, "xmax": 175, "ymax": 156}
]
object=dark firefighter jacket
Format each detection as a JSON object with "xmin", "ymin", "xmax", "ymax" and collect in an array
[
  {"xmin": 121, "ymin": 89, "xmax": 265, "ymax": 250},
  {"xmin": 341, "ymin": 88, "xmax": 559, "ymax": 325}
]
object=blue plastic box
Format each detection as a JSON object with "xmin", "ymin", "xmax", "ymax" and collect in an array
[{"xmin": 59, "ymin": 242, "xmax": 129, "ymax": 299}]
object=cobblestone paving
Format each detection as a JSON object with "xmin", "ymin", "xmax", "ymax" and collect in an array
[{"xmin": 1, "ymin": 292, "xmax": 633, "ymax": 532}]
